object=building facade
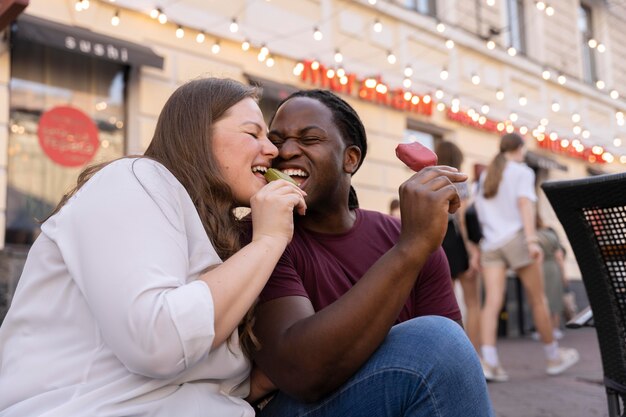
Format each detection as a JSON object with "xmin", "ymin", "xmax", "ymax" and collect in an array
[{"xmin": 0, "ymin": 0, "xmax": 625, "ymax": 311}]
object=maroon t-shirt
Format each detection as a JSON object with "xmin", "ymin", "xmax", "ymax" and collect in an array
[{"xmin": 259, "ymin": 208, "xmax": 461, "ymax": 323}]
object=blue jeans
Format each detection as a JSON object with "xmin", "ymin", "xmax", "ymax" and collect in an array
[{"xmin": 259, "ymin": 316, "xmax": 494, "ymax": 417}]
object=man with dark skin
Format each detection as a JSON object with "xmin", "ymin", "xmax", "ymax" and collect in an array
[{"xmin": 250, "ymin": 90, "xmax": 493, "ymax": 416}]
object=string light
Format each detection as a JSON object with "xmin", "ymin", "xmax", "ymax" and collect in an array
[
  {"xmin": 588, "ymin": 38, "xmax": 598, "ymax": 48},
  {"xmin": 150, "ymin": 8, "xmax": 160, "ymax": 19},
  {"xmin": 241, "ymin": 39, "xmax": 250, "ymax": 51},
  {"xmin": 387, "ymin": 51, "xmax": 397, "ymax": 64},
  {"xmin": 229, "ymin": 18, "xmax": 239, "ymax": 33},
  {"xmin": 481, "ymin": 104, "xmax": 490, "ymax": 114},
  {"xmin": 175, "ymin": 25, "xmax": 185, "ymax": 39},
  {"xmin": 266, "ymin": 55, "xmax": 275, "ymax": 67},
  {"xmin": 436, "ymin": 22, "xmax": 446, "ymax": 33},
  {"xmin": 486, "ymin": 40, "xmax": 496, "ymax": 50},
  {"xmin": 572, "ymin": 113, "xmax": 581, "ymax": 123},
  {"xmin": 334, "ymin": 49, "xmax": 343, "ymax": 63},
  {"xmin": 557, "ymin": 74, "xmax": 567, "ymax": 85},
  {"xmin": 403, "ymin": 78, "xmax": 412, "ymax": 88},
  {"xmin": 440, "ymin": 67, "xmax": 449, "ymax": 80},
  {"xmin": 260, "ymin": 44, "xmax": 269, "ymax": 56},
  {"xmin": 445, "ymin": 39, "xmax": 455, "ymax": 49},
  {"xmin": 196, "ymin": 31, "xmax": 206, "ymax": 43},
  {"xmin": 596, "ymin": 80, "xmax": 605, "ymax": 90},
  {"xmin": 211, "ymin": 40, "xmax": 221, "ymax": 54},
  {"xmin": 496, "ymin": 89, "xmax": 504, "ymax": 101},
  {"xmin": 435, "ymin": 89, "xmax": 444, "ymax": 99},
  {"xmin": 542, "ymin": 69, "xmax": 551, "ymax": 80},
  {"xmin": 293, "ymin": 62, "xmax": 304, "ymax": 76},
  {"xmin": 536, "ymin": 1, "xmax": 546, "ymax": 11},
  {"xmin": 313, "ymin": 26, "xmax": 323, "ymax": 41},
  {"xmin": 545, "ymin": 6, "xmax": 555, "ymax": 16},
  {"xmin": 471, "ymin": 73, "xmax": 481, "ymax": 85},
  {"xmin": 509, "ymin": 112, "xmax": 518, "ymax": 122},
  {"xmin": 597, "ymin": 43, "xmax": 606, "ymax": 53},
  {"xmin": 158, "ymin": 11, "xmax": 167, "ymax": 24},
  {"xmin": 610, "ymin": 90, "xmax": 620, "ymax": 100},
  {"xmin": 507, "ymin": 46, "xmax": 517, "ymax": 56},
  {"xmin": 551, "ymin": 101, "xmax": 560, "ymax": 112},
  {"xmin": 404, "ymin": 66, "xmax": 413, "ymax": 77},
  {"xmin": 518, "ymin": 95, "xmax": 527, "ymax": 106},
  {"xmin": 75, "ymin": 0, "xmax": 90, "ymax": 11},
  {"xmin": 614, "ymin": 137, "xmax": 622, "ymax": 147},
  {"xmin": 486, "ymin": 0, "xmax": 495, "ymax": 6},
  {"xmin": 368, "ymin": 0, "xmax": 377, "ymax": 4},
  {"xmin": 111, "ymin": 10, "xmax": 120, "ymax": 26},
  {"xmin": 373, "ymin": 19, "xmax": 383, "ymax": 33}
]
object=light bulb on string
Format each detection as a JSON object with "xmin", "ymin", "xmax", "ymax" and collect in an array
[
  {"xmin": 337, "ymin": 68, "xmax": 346, "ymax": 77},
  {"xmin": 230, "ymin": 19, "xmax": 239, "ymax": 33},
  {"xmin": 486, "ymin": 40, "xmax": 496, "ymax": 50},
  {"xmin": 111, "ymin": 10, "xmax": 120, "ymax": 26},
  {"xmin": 403, "ymin": 78, "xmax": 412, "ymax": 88},
  {"xmin": 572, "ymin": 113, "xmax": 581, "ymax": 123},
  {"xmin": 404, "ymin": 66, "xmax": 413, "ymax": 77},
  {"xmin": 496, "ymin": 89, "xmax": 504, "ymax": 101},
  {"xmin": 542, "ymin": 69, "xmax": 551, "ymax": 80},
  {"xmin": 196, "ymin": 32, "xmax": 206, "ymax": 43},
  {"xmin": 368, "ymin": 0, "xmax": 377, "ymax": 4},
  {"xmin": 481, "ymin": 104, "xmax": 490, "ymax": 114},
  {"xmin": 614, "ymin": 137, "xmax": 622, "ymax": 147},
  {"xmin": 597, "ymin": 43, "xmax": 606, "ymax": 53},
  {"xmin": 545, "ymin": 6, "xmax": 555, "ymax": 16},
  {"xmin": 313, "ymin": 26, "xmax": 323, "ymax": 41},
  {"xmin": 440, "ymin": 68, "xmax": 449, "ymax": 80},
  {"xmin": 588, "ymin": 38, "xmax": 598, "ymax": 48},
  {"xmin": 610, "ymin": 90, "xmax": 620, "ymax": 100},
  {"xmin": 551, "ymin": 101, "xmax": 560, "ymax": 112},
  {"xmin": 596, "ymin": 80, "xmax": 606, "ymax": 90},
  {"xmin": 175, "ymin": 25, "xmax": 184, "ymax": 39},
  {"xmin": 435, "ymin": 89, "xmax": 444, "ymax": 100},
  {"xmin": 536, "ymin": 1, "xmax": 546, "ymax": 11},
  {"xmin": 150, "ymin": 8, "xmax": 160, "ymax": 19},
  {"xmin": 445, "ymin": 39, "xmax": 455, "ymax": 49},
  {"xmin": 557, "ymin": 74, "xmax": 566, "ymax": 85},
  {"xmin": 436, "ymin": 22, "xmax": 446, "ymax": 33},
  {"xmin": 486, "ymin": 0, "xmax": 495, "ymax": 6},
  {"xmin": 260, "ymin": 45, "xmax": 269, "ymax": 56},
  {"xmin": 241, "ymin": 39, "xmax": 250, "ymax": 51},
  {"xmin": 158, "ymin": 11, "xmax": 167, "ymax": 24},
  {"xmin": 334, "ymin": 49, "xmax": 343, "ymax": 63},
  {"xmin": 211, "ymin": 41, "xmax": 221, "ymax": 54},
  {"xmin": 266, "ymin": 55, "xmax": 275, "ymax": 67},
  {"xmin": 471, "ymin": 73, "xmax": 481, "ymax": 85},
  {"xmin": 507, "ymin": 46, "xmax": 517, "ymax": 56},
  {"xmin": 518, "ymin": 95, "xmax": 527, "ymax": 106},
  {"xmin": 293, "ymin": 62, "xmax": 304, "ymax": 76},
  {"xmin": 387, "ymin": 51, "xmax": 396, "ymax": 64},
  {"xmin": 373, "ymin": 19, "xmax": 383, "ymax": 33}
]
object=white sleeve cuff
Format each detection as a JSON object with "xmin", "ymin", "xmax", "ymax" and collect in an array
[{"xmin": 165, "ymin": 280, "xmax": 216, "ymax": 368}]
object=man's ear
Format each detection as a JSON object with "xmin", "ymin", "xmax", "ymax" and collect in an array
[{"xmin": 343, "ymin": 145, "xmax": 362, "ymax": 174}]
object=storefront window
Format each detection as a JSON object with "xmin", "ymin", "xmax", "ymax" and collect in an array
[{"xmin": 7, "ymin": 38, "xmax": 126, "ymax": 244}]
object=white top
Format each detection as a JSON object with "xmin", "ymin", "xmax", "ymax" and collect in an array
[
  {"xmin": 0, "ymin": 159, "xmax": 254, "ymax": 417},
  {"xmin": 475, "ymin": 160, "xmax": 537, "ymax": 252}
]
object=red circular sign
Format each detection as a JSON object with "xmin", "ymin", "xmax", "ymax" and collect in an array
[{"xmin": 37, "ymin": 106, "xmax": 100, "ymax": 167}]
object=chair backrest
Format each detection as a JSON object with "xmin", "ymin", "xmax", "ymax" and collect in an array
[{"xmin": 542, "ymin": 172, "xmax": 626, "ymax": 392}]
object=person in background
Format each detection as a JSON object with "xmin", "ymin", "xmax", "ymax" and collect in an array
[
  {"xmin": 0, "ymin": 78, "xmax": 307, "ymax": 416},
  {"xmin": 250, "ymin": 89, "xmax": 494, "ymax": 416},
  {"xmin": 389, "ymin": 198, "xmax": 401, "ymax": 219},
  {"xmin": 474, "ymin": 132, "xmax": 579, "ymax": 382},
  {"xmin": 436, "ymin": 140, "xmax": 482, "ymax": 353},
  {"xmin": 534, "ymin": 215, "xmax": 570, "ymax": 341}
]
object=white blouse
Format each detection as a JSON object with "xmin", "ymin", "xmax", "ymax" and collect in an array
[{"xmin": 0, "ymin": 158, "xmax": 254, "ymax": 416}]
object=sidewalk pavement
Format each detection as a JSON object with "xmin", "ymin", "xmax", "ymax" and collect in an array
[{"xmin": 487, "ymin": 327, "xmax": 608, "ymax": 417}]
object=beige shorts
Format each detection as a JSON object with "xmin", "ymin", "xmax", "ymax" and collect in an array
[{"xmin": 481, "ymin": 231, "xmax": 533, "ymax": 270}]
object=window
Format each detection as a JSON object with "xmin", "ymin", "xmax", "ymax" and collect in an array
[
  {"xmin": 506, "ymin": 0, "xmax": 526, "ymax": 54},
  {"xmin": 578, "ymin": 4, "xmax": 597, "ymax": 84},
  {"xmin": 7, "ymin": 37, "xmax": 126, "ymax": 244},
  {"xmin": 400, "ymin": 0, "xmax": 437, "ymax": 17},
  {"xmin": 403, "ymin": 128, "xmax": 441, "ymax": 152}
]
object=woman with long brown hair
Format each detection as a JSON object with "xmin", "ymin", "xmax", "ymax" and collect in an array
[
  {"xmin": 0, "ymin": 78, "xmax": 306, "ymax": 416},
  {"xmin": 474, "ymin": 133, "xmax": 578, "ymax": 382}
]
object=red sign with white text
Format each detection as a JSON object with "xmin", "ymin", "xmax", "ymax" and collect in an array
[{"xmin": 37, "ymin": 106, "xmax": 100, "ymax": 167}]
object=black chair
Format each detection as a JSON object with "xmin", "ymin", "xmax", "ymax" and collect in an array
[{"xmin": 542, "ymin": 172, "xmax": 626, "ymax": 417}]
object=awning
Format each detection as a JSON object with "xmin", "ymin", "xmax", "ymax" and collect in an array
[
  {"xmin": 525, "ymin": 151, "xmax": 568, "ymax": 171},
  {"xmin": 12, "ymin": 14, "xmax": 164, "ymax": 69}
]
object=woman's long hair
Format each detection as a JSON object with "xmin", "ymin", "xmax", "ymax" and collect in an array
[
  {"xmin": 45, "ymin": 78, "xmax": 261, "ymax": 356},
  {"xmin": 482, "ymin": 133, "xmax": 524, "ymax": 198}
]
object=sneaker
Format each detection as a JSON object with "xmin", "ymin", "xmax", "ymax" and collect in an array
[
  {"xmin": 546, "ymin": 347, "xmax": 580, "ymax": 375},
  {"xmin": 481, "ymin": 359, "xmax": 510, "ymax": 382},
  {"xmin": 553, "ymin": 329, "xmax": 564, "ymax": 340}
]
